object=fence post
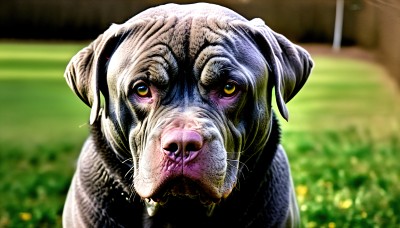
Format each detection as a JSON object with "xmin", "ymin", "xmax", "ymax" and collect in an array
[{"xmin": 333, "ymin": 0, "xmax": 344, "ymax": 52}]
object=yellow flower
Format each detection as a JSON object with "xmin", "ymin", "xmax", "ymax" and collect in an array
[
  {"xmin": 296, "ymin": 185, "xmax": 308, "ymax": 197},
  {"xmin": 19, "ymin": 212, "xmax": 32, "ymax": 221},
  {"xmin": 361, "ymin": 211, "xmax": 368, "ymax": 218},
  {"xmin": 338, "ymin": 199, "xmax": 353, "ymax": 209},
  {"xmin": 307, "ymin": 221, "xmax": 317, "ymax": 228},
  {"xmin": 328, "ymin": 222, "xmax": 336, "ymax": 228}
]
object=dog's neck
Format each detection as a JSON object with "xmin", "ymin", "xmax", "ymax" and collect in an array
[
  {"xmin": 90, "ymin": 121, "xmax": 135, "ymax": 199},
  {"xmin": 72, "ymin": 121, "xmax": 143, "ymax": 227}
]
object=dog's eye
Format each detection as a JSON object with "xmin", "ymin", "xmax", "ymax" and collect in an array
[
  {"xmin": 134, "ymin": 83, "xmax": 151, "ymax": 97},
  {"xmin": 222, "ymin": 82, "xmax": 236, "ymax": 97}
]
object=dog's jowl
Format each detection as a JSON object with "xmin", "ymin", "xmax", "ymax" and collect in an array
[{"xmin": 62, "ymin": 3, "xmax": 313, "ymax": 228}]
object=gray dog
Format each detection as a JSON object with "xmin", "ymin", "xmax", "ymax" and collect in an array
[{"xmin": 63, "ymin": 3, "xmax": 312, "ymax": 228}]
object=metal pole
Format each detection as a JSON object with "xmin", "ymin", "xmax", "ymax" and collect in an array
[{"xmin": 333, "ymin": 0, "xmax": 344, "ymax": 52}]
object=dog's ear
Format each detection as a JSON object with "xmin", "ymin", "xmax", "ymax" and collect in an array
[
  {"xmin": 65, "ymin": 24, "xmax": 126, "ymax": 124},
  {"xmin": 240, "ymin": 19, "xmax": 313, "ymax": 121}
]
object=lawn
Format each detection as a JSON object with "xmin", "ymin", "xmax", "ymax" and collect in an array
[{"xmin": 0, "ymin": 42, "xmax": 399, "ymax": 227}]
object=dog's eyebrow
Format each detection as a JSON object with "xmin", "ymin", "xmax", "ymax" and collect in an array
[
  {"xmin": 147, "ymin": 62, "xmax": 170, "ymax": 86},
  {"xmin": 198, "ymin": 56, "xmax": 242, "ymax": 85},
  {"xmin": 141, "ymin": 43, "xmax": 178, "ymax": 83},
  {"xmin": 193, "ymin": 45, "xmax": 226, "ymax": 76},
  {"xmin": 120, "ymin": 43, "xmax": 177, "ymax": 88}
]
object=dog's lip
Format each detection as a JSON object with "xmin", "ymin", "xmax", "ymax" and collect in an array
[
  {"xmin": 145, "ymin": 176, "xmax": 222, "ymax": 202},
  {"xmin": 145, "ymin": 195, "xmax": 218, "ymax": 217},
  {"xmin": 149, "ymin": 190, "xmax": 221, "ymax": 205},
  {"xmin": 143, "ymin": 177, "xmax": 221, "ymax": 216}
]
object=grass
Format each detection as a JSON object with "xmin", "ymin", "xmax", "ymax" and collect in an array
[
  {"xmin": 279, "ymin": 55, "xmax": 400, "ymax": 227},
  {"xmin": 0, "ymin": 42, "xmax": 89, "ymax": 227},
  {"xmin": 0, "ymin": 42, "xmax": 399, "ymax": 227}
]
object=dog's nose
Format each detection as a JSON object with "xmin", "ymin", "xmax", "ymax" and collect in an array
[{"xmin": 162, "ymin": 129, "xmax": 203, "ymax": 161}]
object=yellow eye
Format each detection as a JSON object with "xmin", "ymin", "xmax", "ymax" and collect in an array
[
  {"xmin": 135, "ymin": 83, "xmax": 151, "ymax": 97},
  {"xmin": 223, "ymin": 83, "xmax": 236, "ymax": 96}
]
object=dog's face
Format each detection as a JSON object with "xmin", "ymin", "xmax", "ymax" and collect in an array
[{"xmin": 65, "ymin": 3, "xmax": 312, "ymax": 215}]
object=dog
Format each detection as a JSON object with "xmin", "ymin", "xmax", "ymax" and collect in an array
[{"xmin": 62, "ymin": 3, "xmax": 313, "ymax": 227}]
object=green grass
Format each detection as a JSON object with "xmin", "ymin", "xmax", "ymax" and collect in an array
[
  {"xmin": 0, "ymin": 42, "xmax": 399, "ymax": 227},
  {"xmin": 0, "ymin": 42, "xmax": 89, "ymax": 227},
  {"xmin": 279, "ymin": 56, "xmax": 400, "ymax": 227}
]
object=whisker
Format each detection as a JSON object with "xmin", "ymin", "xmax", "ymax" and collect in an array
[
  {"xmin": 121, "ymin": 157, "xmax": 133, "ymax": 164},
  {"xmin": 226, "ymin": 158, "xmax": 248, "ymax": 180},
  {"xmin": 124, "ymin": 165, "xmax": 135, "ymax": 179}
]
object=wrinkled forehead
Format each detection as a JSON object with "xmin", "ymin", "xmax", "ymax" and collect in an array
[
  {"xmin": 125, "ymin": 6, "xmax": 247, "ymax": 60},
  {"xmin": 107, "ymin": 4, "xmax": 265, "ymax": 83},
  {"xmin": 116, "ymin": 24, "xmax": 252, "ymax": 64}
]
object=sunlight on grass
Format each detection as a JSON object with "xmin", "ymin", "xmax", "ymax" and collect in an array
[
  {"xmin": 279, "ymin": 56, "xmax": 400, "ymax": 137},
  {"xmin": 0, "ymin": 42, "xmax": 86, "ymax": 79}
]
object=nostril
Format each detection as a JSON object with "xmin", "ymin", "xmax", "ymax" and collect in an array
[
  {"xmin": 185, "ymin": 141, "xmax": 202, "ymax": 152},
  {"xmin": 183, "ymin": 132, "xmax": 203, "ymax": 152},
  {"xmin": 163, "ymin": 142, "xmax": 179, "ymax": 153}
]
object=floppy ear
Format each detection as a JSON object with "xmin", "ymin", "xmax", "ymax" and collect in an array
[
  {"xmin": 64, "ymin": 24, "xmax": 126, "ymax": 124},
  {"xmin": 248, "ymin": 19, "xmax": 313, "ymax": 121}
]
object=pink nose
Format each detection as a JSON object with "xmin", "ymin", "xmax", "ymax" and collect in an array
[{"xmin": 162, "ymin": 129, "xmax": 203, "ymax": 162}]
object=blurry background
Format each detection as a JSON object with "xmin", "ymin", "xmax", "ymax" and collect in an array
[
  {"xmin": 0, "ymin": 0, "xmax": 399, "ymax": 227},
  {"xmin": 2, "ymin": 0, "xmax": 400, "ymax": 82}
]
